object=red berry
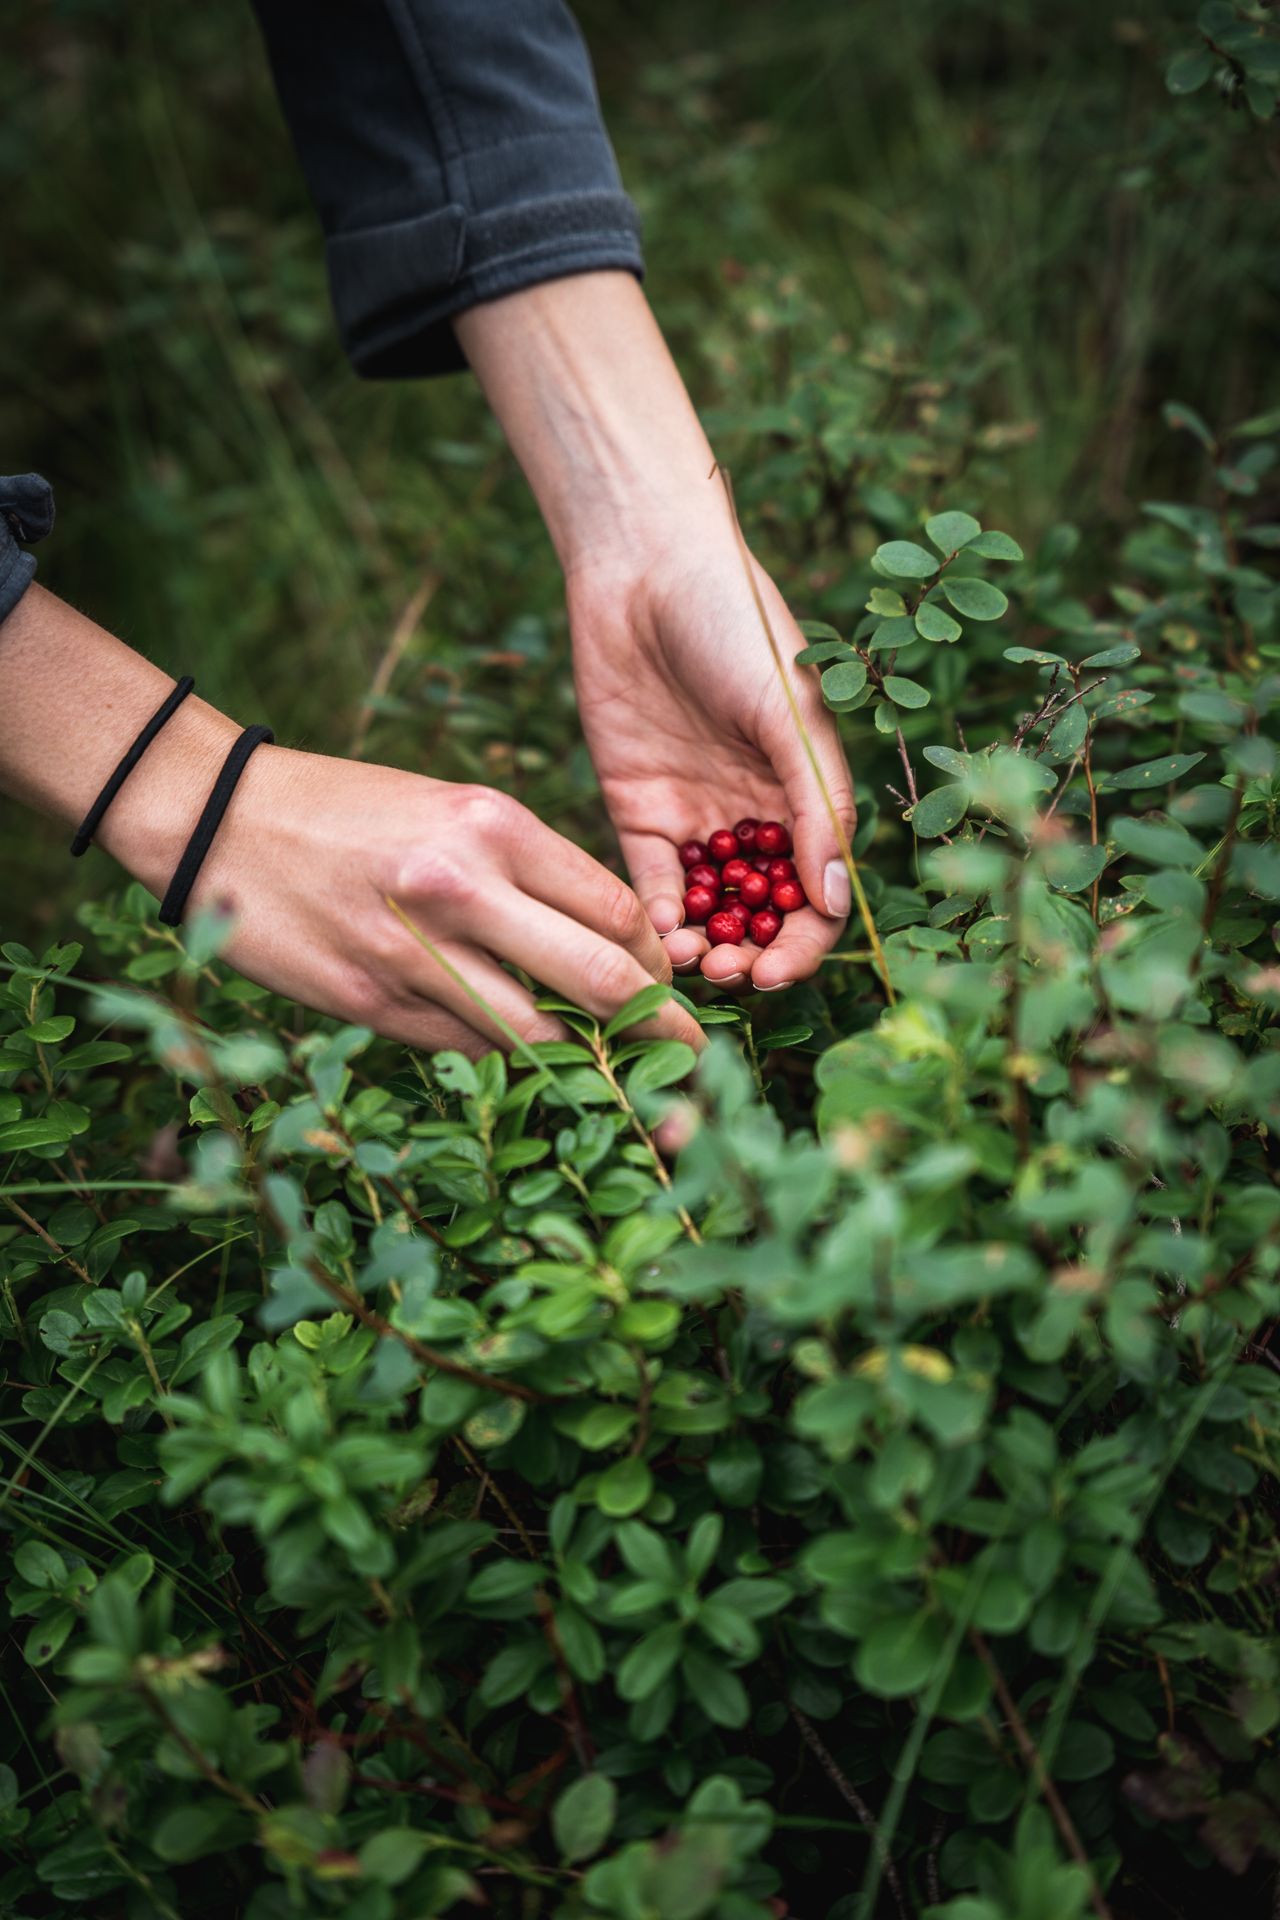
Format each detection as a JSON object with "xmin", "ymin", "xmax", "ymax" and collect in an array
[
  {"xmin": 739, "ymin": 869, "xmax": 771, "ymax": 908},
  {"xmin": 706, "ymin": 909, "xmax": 745, "ymax": 946},
  {"xmin": 766, "ymin": 857, "xmax": 797, "ymax": 883},
  {"xmin": 683, "ymin": 884, "xmax": 720, "ymax": 924},
  {"xmin": 725, "ymin": 898, "xmax": 752, "ymax": 926},
  {"xmin": 750, "ymin": 908, "xmax": 782, "ymax": 947},
  {"xmin": 771, "ymin": 878, "xmax": 806, "ymax": 913},
  {"xmin": 755, "ymin": 821, "xmax": 791, "ymax": 856},
  {"xmin": 686, "ymin": 862, "xmax": 719, "ymax": 890},
  {"xmin": 707, "ymin": 828, "xmax": 738, "ymax": 863},
  {"xmin": 734, "ymin": 817, "xmax": 759, "ymax": 849},
  {"xmin": 720, "ymin": 856, "xmax": 752, "ymax": 890},
  {"xmin": 679, "ymin": 840, "xmax": 709, "ymax": 870}
]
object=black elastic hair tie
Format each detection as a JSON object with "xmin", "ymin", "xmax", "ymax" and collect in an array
[
  {"xmin": 70, "ymin": 675, "xmax": 195, "ymax": 857},
  {"xmin": 158, "ymin": 724, "xmax": 274, "ymax": 927}
]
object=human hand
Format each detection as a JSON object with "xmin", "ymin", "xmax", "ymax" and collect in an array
[
  {"xmin": 568, "ymin": 539, "xmax": 856, "ymax": 991},
  {"xmin": 169, "ymin": 749, "xmax": 705, "ymax": 1056},
  {"xmin": 453, "ymin": 274, "xmax": 855, "ymax": 994}
]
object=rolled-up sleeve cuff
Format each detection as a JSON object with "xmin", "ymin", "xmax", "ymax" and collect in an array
[
  {"xmin": 0, "ymin": 473, "xmax": 54, "ymax": 626},
  {"xmin": 327, "ymin": 186, "xmax": 643, "ymax": 379}
]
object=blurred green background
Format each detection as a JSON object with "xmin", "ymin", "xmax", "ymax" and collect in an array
[{"xmin": 2, "ymin": 1, "xmax": 1275, "ymax": 940}]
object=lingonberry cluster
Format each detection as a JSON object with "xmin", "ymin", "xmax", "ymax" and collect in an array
[{"xmin": 677, "ymin": 819, "xmax": 805, "ymax": 947}]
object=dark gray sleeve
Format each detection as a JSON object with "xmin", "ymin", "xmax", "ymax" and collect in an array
[
  {"xmin": 0, "ymin": 476, "xmax": 54, "ymax": 628},
  {"xmin": 250, "ymin": 0, "xmax": 644, "ymax": 379}
]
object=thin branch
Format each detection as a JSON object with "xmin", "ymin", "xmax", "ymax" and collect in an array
[
  {"xmin": 4, "ymin": 1199, "xmax": 95, "ymax": 1288},
  {"xmin": 789, "ymin": 1703, "xmax": 909, "ymax": 1920},
  {"xmin": 969, "ymin": 1632, "xmax": 1114, "ymax": 1920},
  {"xmin": 349, "ymin": 571, "xmax": 439, "ymax": 759}
]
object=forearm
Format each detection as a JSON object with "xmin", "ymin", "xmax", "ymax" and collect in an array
[
  {"xmin": 0, "ymin": 585, "xmax": 239, "ymax": 894},
  {"xmin": 453, "ymin": 272, "xmax": 726, "ymax": 577}
]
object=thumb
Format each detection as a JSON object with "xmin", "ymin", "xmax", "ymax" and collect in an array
[{"xmin": 764, "ymin": 691, "xmax": 857, "ymax": 920}]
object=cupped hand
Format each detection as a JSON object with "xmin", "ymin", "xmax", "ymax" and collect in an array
[
  {"xmin": 161, "ymin": 748, "xmax": 705, "ymax": 1059},
  {"xmin": 569, "ymin": 540, "xmax": 856, "ymax": 992}
]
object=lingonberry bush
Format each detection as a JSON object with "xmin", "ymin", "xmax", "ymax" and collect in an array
[{"xmin": 2, "ymin": 376, "xmax": 1279, "ymax": 1920}]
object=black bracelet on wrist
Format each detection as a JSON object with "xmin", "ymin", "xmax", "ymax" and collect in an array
[
  {"xmin": 157, "ymin": 724, "xmax": 274, "ymax": 928},
  {"xmin": 70, "ymin": 675, "xmax": 195, "ymax": 858}
]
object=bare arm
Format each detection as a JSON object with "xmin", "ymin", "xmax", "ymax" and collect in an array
[
  {"xmin": 0, "ymin": 585, "xmax": 702, "ymax": 1056},
  {"xmin": 455, "ymin": 272, "xmax": 856, "ymax": 992}
]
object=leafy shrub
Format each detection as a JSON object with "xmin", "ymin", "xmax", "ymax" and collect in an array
[{"xmin": 2, "ymin": 375, "xmax": 1279, "ymax": 1920}]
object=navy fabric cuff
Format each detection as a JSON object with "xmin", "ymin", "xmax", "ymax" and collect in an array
[
  {"xmin": 328, "ymin": 187, "xmax": 643, "ymax": 378},
  {"xmin": 0, "ymin": 474, "xmax": 54, "ymax": 627}
]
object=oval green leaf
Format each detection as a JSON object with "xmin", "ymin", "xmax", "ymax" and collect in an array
[
  {"xmin": 874, "ymin": 540, "xmax": 939, "ymax": 580},
  {"xmin": 942, "ymin": 577, "xmax": 1009, "ymax": 622}
]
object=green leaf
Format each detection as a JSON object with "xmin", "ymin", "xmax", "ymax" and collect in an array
[
  {"xmin": 0, "ymin": 1118, "xmax": 75, "ymax": 1152},
  {"xmin": 925, "ymin": 510, "xmax": 981, "ymax": 555},
  {"xmin": 874, "ymin": 540, "xmax": 939, "ymax": 579},
  {"xmin": 1054, "ymin": 1721, "xmax": 1116, "ymax": 1781},
  {"xmin": 867, "ymin": 587, "xmax": 907, "ymax": 616},
  {"xmin": 625, "ymin": 1043, "xmax": 697, "ymax": 1100},
  {"xmin": 617, "ymin": 1620, "xmax": 685, "ymax": 1700},
  {"xmin": 604, "ymin": 985, "xmax": 672, "ymax": 1041},
  {"xmin": 1166, "ymin": 46, "xmax": 1214, "ymax": 94},
  {"xmin": 1042, "ymin": 842, "xmax": 1110, "ymax": 894},
  {"xmin": 596, "ymin": 1456, "xmax": 653, "ymax": 1517},
  {"xmin": 1004, "ymin": 646, "xmax": 1065, "ymax": 666},
  {"xmin": 681, "ymin": 1645, "xmax": 750, "ymax": 1727},
  {"xmin": 22, "ymin": 1015, "xmax": 75, "ymax": 1045},
  {"xmin": 964, "ymin": 530, "xmax": 1024, "ymax": 561},
  {"xmin": 942, "ymin": 577, "xmax": 1009, "ymax": 622},
  {"xmin": 912, "ymin": 786, "xmax": 968, "ymax": 839},
  {"xmin": 553, "ymin": 1773, "xmax": 617, "ymax": 1863},
  {"xmin": 1080, "ymin": 642, "xmax": 1140, "ymax": 668},
  {"xmin": 25, "ymin": 1605, "xmax": 75, "ymax": 1666},
  {"xmin": 1162, "ymin": 400, "xmax": 1215, "ymax": 450},
  {"xmin": 821, "ymin": 660, "xmax": 869, "ymax": 703},
  {"xmin": 883, "ymin": 675, "xmax": 930, "ymax": 709},
  {"xmin": 1107, "ymin": 752, "xmax": 1206, "ymax": 790},
  {"xmin": 855, "ymin": 1610, "xmax": 948, "ymax": 1698},
  {"xmin": 14, "ymin": 1541, "xmax": 68, "ymax": 1588},
  {"xmin": 1111, "ymin": 815, "xmax": 1203, "ymax": 868},
  {"xmin": 152, "ymin": 1805, "xmax": 240, "ymax": 1864},
  {"xmin": 797, "ymin": 639, "xmax": 854, "ymax": 665},
  {"xmin": 360, "ymin": 1828, "xmax": 437, "ymax": 1887},
  {"xmin": 915, "ymin": 601, "xmax": 962, "ymax": 643}
]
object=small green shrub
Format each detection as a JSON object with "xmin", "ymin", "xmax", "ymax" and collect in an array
[{"xmin": 2, "ymin": 380, "xmax": 1279, "ymax": 1919}]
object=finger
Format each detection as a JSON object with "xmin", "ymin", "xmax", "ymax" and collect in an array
[
  {"xmin": 747, "ymin": 904, "xmax": 842, "ymax": 992},
  {"xmin": 397, "ymin": 931, "xmax": 570, "ymax": 1051},
  {"xmin": 373, "ymin": 999, "xmax": 496, "ymax": 1060},
  {"xmin": 619, "ymin": 829, "xmax": 689, "ymax": 940},
  {"xmin": 515, "ymin": 815, "xmax": 672, "ymax": 979},
  {"xmin": 761, "ymin": 635, "xmax": 858, "ymax": 923},
  {"xmin": 482, "ymin": 884, "xmax": 706, "ymax": 1051},
  {"xmin": 664, "ymin": 926, "xmax": 707, "ymax": 973},
  {"xmin": 700, "ymin": 938, "xmax": 758, "ymax": 992}
]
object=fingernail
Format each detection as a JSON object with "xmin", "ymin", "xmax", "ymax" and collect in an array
[
  {"xmin": 717, "ymin": 972, "xmax": 746, "ymax": 988},
  {"xmin": 759, "ymin": 980, "xmax": 794, "ymax": 993},
  {"xmin": 823, "ymin": 859, "xmax": 852, "ymax": 918},
  {"xmin": 673, "ymin": 959, "xmax": 699, "ymax": 974},
  {"xmin": 652, "ymin": 903, "xmax": 683, "ymax": 936}
]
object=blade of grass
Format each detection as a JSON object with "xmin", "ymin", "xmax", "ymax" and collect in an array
[
  {"xmin": 384, "ymin": 895, "xmax": 587, "ymax": 1118},
  {"xmin": 717, "ymin": 465, "xmax": 895, "ymax": 1004}
]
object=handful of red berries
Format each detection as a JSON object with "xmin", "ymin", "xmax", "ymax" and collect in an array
[{"xmin": 678, "ymin": 819, "xmax": 805, "ymax": 948}]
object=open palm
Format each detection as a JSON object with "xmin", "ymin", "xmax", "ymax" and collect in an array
[{"xmin": 569, "ymin": 546, "xmax": 856, "ymax": 990}]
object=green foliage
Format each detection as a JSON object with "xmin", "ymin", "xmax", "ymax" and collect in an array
[
  {"xmin": 3, "ymin": 6, "xmax": 1280, "ymax": 1918},
  {"xmin": 3, "ymin": 405, "xmax": 1280, "ymax": 1915}
]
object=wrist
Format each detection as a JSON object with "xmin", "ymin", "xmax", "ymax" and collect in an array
[
  {"xmin": 96, "ymin": 698, "xmax": 248, "ymax": 897},
  {"xmin": 454, "ymin": 272, "xmax": 729, "ymax": 577}
]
